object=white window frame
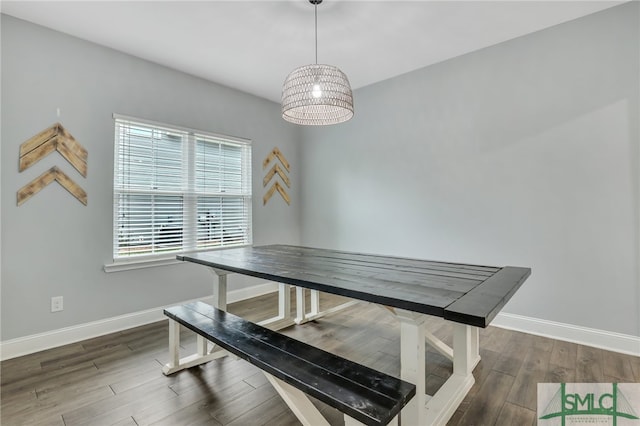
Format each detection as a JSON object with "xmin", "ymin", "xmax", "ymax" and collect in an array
[{"xmin": 104, "ymin": 114, "xmax": 252, "ymax": 272}]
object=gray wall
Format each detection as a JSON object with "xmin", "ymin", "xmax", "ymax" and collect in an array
[
  {"xmin": 1, "ymin": 15, "xmax": 302, "ymax": 340},
  {"xmin": 2, "ymin": 3, "xmax": 639, "ymax": 343},
  {"xmin": 300, "ymin": 3, "xmax": 640, "ymax": 336}
]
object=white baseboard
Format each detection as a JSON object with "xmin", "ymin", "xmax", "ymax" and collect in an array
[
  {"xmin": 2, "ymin": 283, "xmax": 638, "ymax": 361},
  {"xmin": 492, "ymin": 312, "xmax": 640, "ymax": 357},
  {"xmin": 0, "ymin": 281, "xmax": 278, "ymax": 361}
]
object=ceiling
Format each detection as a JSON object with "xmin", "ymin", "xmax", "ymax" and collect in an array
[{"xmin": 1, "ymin": 1, "xmax": 624, "ymax": 103}]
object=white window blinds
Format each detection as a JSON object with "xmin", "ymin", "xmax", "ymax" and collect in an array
[{"xmin": 113, "ymin": 116, "xmax": 252, "ymax": 260}]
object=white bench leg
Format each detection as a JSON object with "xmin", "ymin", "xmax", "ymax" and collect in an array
[
  {"xmin": 162, "ymin": 271, "xmax": 230, "ymax": 375},
  {"xmin": 165, "ymin": 318, "xmax": 180, "ymax": 371},
  {"xmin": 263, "ymin": 372, "xmax": 330, "ymax": 426},
  {"xmin": 163, "ymin": 317, "xmax": 230, "ymax": 375},
  {"xmin": 266, "ymin": 369, "xmax": 398, "ymax": 426},
  {"xmin": 196, "ymin": 335, "xmax": 207, "ymax": 356}
]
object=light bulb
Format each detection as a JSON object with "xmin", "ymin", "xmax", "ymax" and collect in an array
[{"xmin": 312, "ymin": 83, "xmax": 322, "ymax": 98}]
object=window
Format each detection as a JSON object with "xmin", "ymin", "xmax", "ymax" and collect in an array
[{"xmin": 112, "ymin": 115, "xmax": 252, "ymax": 262}]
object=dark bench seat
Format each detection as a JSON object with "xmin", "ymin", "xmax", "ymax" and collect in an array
[{"xmin": 164, "ymin": 301, "xmax": 415, "ymax": 426}]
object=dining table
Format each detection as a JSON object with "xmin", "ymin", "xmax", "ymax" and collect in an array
[{"xmin": 170, "ymin": 244, "xmax": 531, "ymax": 425}]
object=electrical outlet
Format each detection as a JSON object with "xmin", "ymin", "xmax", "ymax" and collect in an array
[{"xmin": 51, "ymin": 296, "xmax": 63, "ymax": 312}]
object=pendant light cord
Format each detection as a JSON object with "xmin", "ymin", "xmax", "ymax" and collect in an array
[{"xmin": 314, "ymin": 3, "xmax": 318, "ymax": 64}]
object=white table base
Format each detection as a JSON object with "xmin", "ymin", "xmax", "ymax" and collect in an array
[{"xmin": 393, "ymin": 308, "xmax": 480, "ymax": 425}]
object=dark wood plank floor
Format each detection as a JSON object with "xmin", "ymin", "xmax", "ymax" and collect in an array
[{"xmin": 2, "ymin": 291, "xmax": 638, "ymax": 425}]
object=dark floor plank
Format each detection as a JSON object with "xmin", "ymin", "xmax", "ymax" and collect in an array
[
  {"xmin": 61, "ymin": 376, "xmax": 178, "ymax": 426},
  {"xmin": 107, "ymin": 360, "xmax": 167, "ymax": 394},
  {"xmin": 362, "ymin": 350, "xmax": 400, "ymax": 378},
  {"xmin": 239, "ymin": 371, "xmax": 266, "ymax": 390},
  {"xmin": 426, "ymin": 374, "xmax": 448, "ymax": 397},
  {"xmin": 209, "ymin": 382, "xmax": 278, "ymax": 424},
  {"xmin": 507, "ymin": 346, "xmax": 552, "ymax": 411},
  {"xmin": 464, "ymin": 348, "xmax": 501, "ymax": 401},
  {"xmin": 493, "ymin": 333, "xmax": 528, "ymax": 376},
  {"xmin": 447, "ymin": 409, "xmax": 465, "ymax": 426},
  {"xmin": 456, "ymin": 370, "xmax": 515, "ymax": 425},
  {"xmin": 39, "ymin": 343, "xmax": 133, "ymax": 372},
  {"xmin": 226, "ymin": 394, "xmax": 291, "ymax": 426},
  {"xmin": 140, "ymin": 376, "xmax": 253, "ymax": 425},
  {"xmin": 1, "ymin": 360, "xmax": 98, "ymax": 398},
  {"xmin": 26, "ymin": 414, "xmax": 67, "ymax": 426},
  {"xmin": 544, "ymin": 363, "xmax": 576, "ymax": 383},
  {"xmin": 576, "ymin": 344, "xmax": 605, "ymax": 382},
  {"xmin": 149, "ymin": 401, "xmax": 222, "ymax": 426},
  {"xmin": 5, "ymin": 384, "xmax": 115, "ymax": 426},
  {"xmin": 495, "ymin": 401, "xmax": 536, "ymax": 426},
  {"xmin": 426, "ymin": 349, "xmax": 453, "ymax": 380},
  {"xmin": 549, "ymin": 339, "xmax": 577, "ymax": 369},
  {"xmin": 111, "ymin": 416, "xmax": 139, "ymax": 426},
  {"xmin": 480, "ymin": 326, "xmax": 514, "ymax": 354},
  {"xmin": 602, "ymin": 349, "xmax": 637, "ymax": 381},
  {"xmin": 166, "ymin": 357, "xmax": 260, "ymax": 397},
  {"xmin": 630, "ymin": 354, "xmax": 640, "ymax": 381},
  {"xmin": 263, "ymin": 408, "xmax": 305, "ymax": 426}
]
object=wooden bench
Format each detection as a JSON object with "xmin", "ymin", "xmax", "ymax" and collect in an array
[{"xmin": 164, "ymin": 301, "xmax": 415, "ymax": 426}]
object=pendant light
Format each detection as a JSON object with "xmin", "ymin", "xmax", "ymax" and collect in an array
[{"xmin": 281, "ymin": 0, "xmax": 354, "ymax": 126}]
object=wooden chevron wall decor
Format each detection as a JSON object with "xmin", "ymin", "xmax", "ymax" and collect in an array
[
  {"xmin": 263, "ymin": 147, "xmax": 291, "ymax": 205},
  {"xmin": 263, "ymin": 163, "xmax": 290, "ymax": 188},
  {"xmin": 262, "ymin": 146, "xmax": 290, "ymax": 172},
  {"xmin": 19, "ymin": 123, "xmax": 88, "ymax": 176},
  {"xmin": 17, "ymin": 166, "xmax": 87, "ymax": 206},
  {"xmin": 17, "ymin": 123, "xmax": 88, "ymax": 206},
  {"xmin": 263, "ymin": 181, "xmax": 290, "ymax": 206}
]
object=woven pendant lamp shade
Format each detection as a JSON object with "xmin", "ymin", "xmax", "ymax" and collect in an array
[{"xmin": 282, "ymin": 64, "xmax": 354, "ymax": 126}]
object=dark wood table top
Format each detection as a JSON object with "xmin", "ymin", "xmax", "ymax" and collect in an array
[{"xmin": 178, "ymin": 245, "xmax": 531, "ymax": 328}]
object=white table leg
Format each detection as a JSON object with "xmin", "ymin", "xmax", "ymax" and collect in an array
[
  {"xmin": 257, "ymin": 283, "xmax": 296, "ymax": 330},
  {"xmin": 453, "ymin": 323, "xmax": 480, "ymax": 376},
  {"xmin": 396, "ymin": 309, "xmax": 427, "ymax": 426},
  {"xmin": 295, "ymin": 286, "xmax": 305, "ymax": 324},
  {"xmin": 422, "ymin": 323, "xmax": 478, "ymax": 425},
  {"xmin": 295, "ymin": 287, "xmax": 359, "ymax": 325},
  {"xmin": 279, "ymin": 283, "xmax": 291, "ymax": 318},
  {"xmin": 425, "ymin": 328, "xmax": 454, "ymax": 361},
  {"xmin": 389, "ymin": 308, "xmax": 480, "ymax": 425},
  {"xmin": 310, "ymin": 290, "xmax": 320, "ymax": 316},
  {"xmin": 212, "ymin": 270, "xmax": 227, "ymax": 311},
  {"xmin": 295, "ymin": 287, "xmax": 321, "ymax": 323}
]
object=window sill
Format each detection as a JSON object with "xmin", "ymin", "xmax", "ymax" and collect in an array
[
  {"xmin": 103, "ymin": 256, "xmax": 182, "ymax": 273},
  {"xmin": 103, "ymin": 244, "xmax": 252, "ymax": 273}
]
